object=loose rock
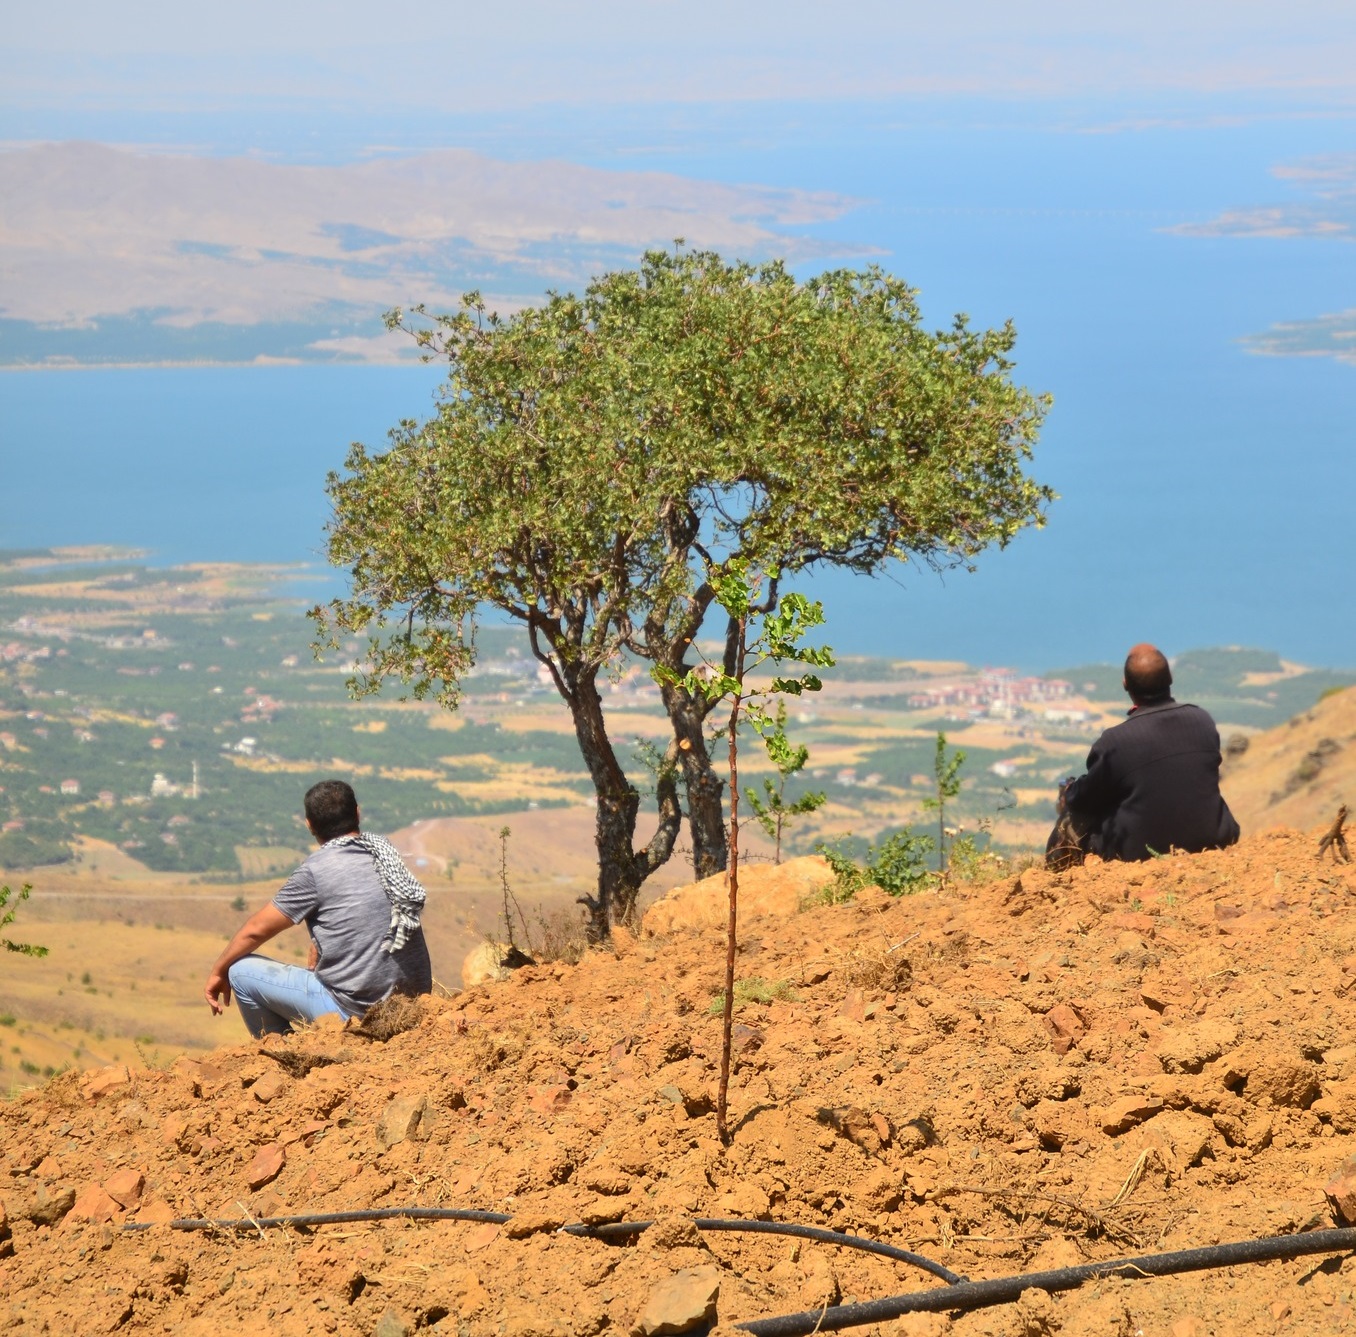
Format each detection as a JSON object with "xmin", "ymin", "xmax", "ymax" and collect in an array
[{"xmin": 634, "ymin": 1265, "xmax": 721, "ymax": 1336}]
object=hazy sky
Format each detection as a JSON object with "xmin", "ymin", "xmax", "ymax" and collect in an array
[{"xmin": 6, "ymin": 1, "xmax": 1356, "ymax": 112}]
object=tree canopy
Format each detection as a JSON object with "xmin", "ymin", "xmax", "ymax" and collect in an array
[{"xmin": 315, "ymin": 247, "xmax": 1052, "ymax": 935}]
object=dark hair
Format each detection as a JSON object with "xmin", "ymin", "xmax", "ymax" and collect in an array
[
  {"xmin": 304, "ymin": 780, "xmax": 360, "ymax": 842},
  {"xmin": 1123, "ymin": 646, "xmax": 1173, "ymax": 702}
]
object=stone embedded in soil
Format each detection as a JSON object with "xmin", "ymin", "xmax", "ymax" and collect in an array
[
  {"xmin": 373, "ymin": 1305, "xmax": 413, "ymax": 1337},
  {"xmin": 1325, "ymin": 1154, "xmax": 1356, "ymax": 1224},
  {"xmin": 463, "ymin": 1222, "xmax": 500, "ymax": 1251},
  {"xmin": 22, "ymin": 1184, "xmax": 75, "ymax": 1227},
  {"xmin": 528, "ymin": 1084, "xmax": 573, "ymax": 1116},
  {"xmin": 504, "ymin": 1210, "xmax": 566, "ymax": 1238},
  {"xmin": 1100, "ymin": 1095, "xmax": 1165, "ymax": 1135},
  {"xmin": 376, "ymin": 1093, "xmax": 429, "ymax": 1148},
  {"xmin": 634, "ymin": 1265, "xmax": 721, "ymax": 1336},
  {"xmin": 103, "ymin": 1168, "xmax": 144, "ymax": 1209},
  {"xmin": 69, "ymin": 1183, "xmax": 121, "ymax": 1224},
  {"xmin": 245, "ymin": 1142, "xmax": 285, "ymax": 1190},
  {"xmin": 80, "ymin": 1064, "xmax": 131, "ymax": 1102},
  {"xmin": 133, "ymin": 1199, "xmax": 176, "ymax": 1225},
  {"xmin": 1219, "ymin": 1045, "xmax": 1321, "ymax": 1108},
  {"xmin": 640, "ymin": 1215, "xmax": 708, "ymax": 1252},
  {"xmin": 1043, "ymin": 1003, "xmax": 1086, "ymax": 1055},
  {"xmin": 1155, "ymin": 1021, "xmax": 1238, "ymax": 1074},
  {"xmin": 462, "ymin": 940, "xmax": 514, "ymax": 988},
  {"xmin": 582, "ymin": 1166, "xmax": 633, "ymax": 1196},
  {"xmin": 251, "ymin": 1069, "xmax": 287, "ymax": 1103}
]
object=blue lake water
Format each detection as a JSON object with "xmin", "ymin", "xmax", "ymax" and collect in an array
[{"xmin": 2, "ymin": 99, "xmax": 1353, "ymax": 670}]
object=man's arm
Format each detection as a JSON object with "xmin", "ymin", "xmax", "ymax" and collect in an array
[
  {"xmin": 1064, "ymin": 734, "xmax": 1121, "ymax": 820},
  {"xmin": 204, "ymin": 904, "xmax": 295, "ymax": 1015}
]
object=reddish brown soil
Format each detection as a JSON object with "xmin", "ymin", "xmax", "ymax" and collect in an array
[{"xmin": 5, "ymin": 828, "xmax": 1356, "ymax": 1336}]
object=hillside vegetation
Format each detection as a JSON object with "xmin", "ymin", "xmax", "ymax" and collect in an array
[{"xmin": 1221, "ymin": 684, "xmax": 1356, "ymax": 834}]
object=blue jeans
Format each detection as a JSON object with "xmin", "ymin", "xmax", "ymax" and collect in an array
[{"xmin": 228, "ymin": 954, "xmax": 349, "ymax": 1037}]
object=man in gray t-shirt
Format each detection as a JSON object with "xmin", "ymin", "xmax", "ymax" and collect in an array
[{"xmin": 204, "ymin": 780, "xmax": 431, "ymax": 1037}]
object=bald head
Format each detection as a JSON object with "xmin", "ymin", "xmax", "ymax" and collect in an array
[{"xmin": 1123, "ymin": 643, "xmax": 1172, "ymax": 704}]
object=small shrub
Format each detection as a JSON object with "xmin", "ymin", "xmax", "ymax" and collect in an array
[
  {"xmin": 870, "ymin": 830, "xmax": 934, "ymax": 895},
  {"xmin": 533, "ymin": 905, "xmax": 588, "ymax": 966},
  {"xmin": 813, "ymin": 844, "xmax": 870, "ymax": 903},
  {"xmin": 813, "ymin": 827, "xmax": 935, "ymax": 902},
  {"xmin": 0, "ymin": 1014, "xmax": 15, "ymax": 1028},
  {"xmin": 231, "ymin": 895, "xmax": 247, "ymax": 912},
  {"xmin": 708, "ymin": 976, "xmax": 797, "ymax": 1013}
]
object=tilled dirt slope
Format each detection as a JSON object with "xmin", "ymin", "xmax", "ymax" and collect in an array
[{"xmin": 5, "ymin": 831, "xmax": 1356, "ymax": 1336}]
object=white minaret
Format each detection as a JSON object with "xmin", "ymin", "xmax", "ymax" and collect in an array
[{"xmin": 191, "ymin": 759, "xmax": 200, "ymax": 800}]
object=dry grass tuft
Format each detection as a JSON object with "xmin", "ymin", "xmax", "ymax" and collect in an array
[
  {"xmin": 348, "ymin": 993, "xmax": 424, "ymax": 1042},
  {"xmin": 533, "ymin": 905, "xmax": 589, "ymax": 965},
  {"xmin": 833, "ymin": 935, "xmax": 915, "ymax": 992}
]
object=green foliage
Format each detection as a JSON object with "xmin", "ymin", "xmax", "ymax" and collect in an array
[
  {"xmin": 814, "ymin": 843, "xmax": 871, "ymax": 903},
  {"xmin": 315, "ymin": 247, "xmax": 1050, "ymax": 910},
  {"xmin": 318, "ymin": 248, "xmax": 1049, "ymax": 704},
  {"xmin": 658, "ymin": 564, "xmax": 834, "ymax": 732},
  {"xmin": 744, "ymin": 700, "xmax": 826, "ymax": 862},
  {"xmin": 869, "ymin": 829, "xmax": 938, "ymax": 895},
  {"xmin": 0, "ymin": 883, "xmax": 47, "ymax": 958},
  {"xmin": 922, "ymin": 731, "xmax": 966, "ymax": 874},
  {"xmin": 815, "ymin": 826, "xmax": 936, "ymax": 901},
  {"xmin": 708, "ymin": 977, "xmax": 798, "ymax": 1014},
  {"xmin": 946, "ymin": 823, "xmax": 1003, "ymax": 883}
]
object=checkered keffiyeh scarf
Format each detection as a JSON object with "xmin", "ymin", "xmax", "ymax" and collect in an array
[{"xmin": 326, "ymin": 831, "xmax": 426, "ymax": 953}]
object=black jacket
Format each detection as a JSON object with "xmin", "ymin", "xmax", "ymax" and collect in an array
[{"xmin": 1065, "ymin": 698, "xmax": 1240, "ymax": 862}]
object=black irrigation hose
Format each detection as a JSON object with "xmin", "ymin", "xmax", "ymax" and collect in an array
[
  {"xmin": 734, "ymin": 1226, "xmax": 1356, "ymax": 1336},
  {"xmin": 122, "ymin": 1207, "xmax": 511, "ymax": 1232},
  {"xmin": 562, "ymin": 1218, "xmax": 965, "ymax": 1286},
  {"xmin": 120, "ymin": 1206, "xmax": 960, "ymax": 1283}
]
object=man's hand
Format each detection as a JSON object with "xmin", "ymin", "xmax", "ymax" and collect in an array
[
  {"xmin": 204, "ymin": 903, "xmax": 295, "ymax": 1017},
  {"xmin": 307, "ymin": 938, "xmax": 319, "ymax": 971},
  {"xmin": 1056, "ymin": 776, "xmax": 1076, "ymax": 815},
  {"xmin": 204, "ymin": 967, "xmax": 233, "ymax": 1015}
]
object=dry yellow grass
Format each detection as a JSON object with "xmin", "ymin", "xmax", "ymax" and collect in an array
[{"xmin": 233, "ymin": 845, "xmax": 306, "ymax": 877}]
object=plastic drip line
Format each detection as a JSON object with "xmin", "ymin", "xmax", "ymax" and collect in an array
[
  {"xmin": 119, "ymin": 1207, "xmax": 959, "ymax": 1283},
  {"xmin": 734, "ymin": 1226, "xmax": 1356, "ymax": 1336},
  {"xmin": 562, "ymin": 1218, "xmax": 966, "ymax": 1286},
  {"xmin": 121, "ymin": 1206, "xmax": 511, "ymax": 1233},
  {"xmin": 121, "ymin": 1206, "xmax": 1356, "ymax": 1331}
]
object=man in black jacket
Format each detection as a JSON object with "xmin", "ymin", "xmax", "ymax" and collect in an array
[{"xmin": 1047, "ymin": 644, "xmax": 1240, "ymax": 865}]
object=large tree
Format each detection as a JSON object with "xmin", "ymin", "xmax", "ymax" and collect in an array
[{"xmin": 314, "ymin": 248, "xmax": 1051, "ymax": 939}]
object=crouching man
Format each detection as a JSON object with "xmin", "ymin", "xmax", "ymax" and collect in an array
[
  {"xmin": 1047, "ymin": 643, "xmax": 1240, "ymax": 868},
  {"xmin": 204, "ymin": 779, "xmax": 431, "ymax": 1036}
]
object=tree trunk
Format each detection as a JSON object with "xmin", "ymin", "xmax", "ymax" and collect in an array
[
  {"xmin": 660, "ymin": 682, "xmax": 729, "ymax": 879},
  {"xmin": 568, "ymin": 667, "xmax": 682, "ymax": 942}
]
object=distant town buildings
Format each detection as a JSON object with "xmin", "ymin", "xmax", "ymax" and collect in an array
[
  {"xmin": 149, "ymin": 762, "xmax": 201, "ymax": 799},
  {"xmin": 59, "ymin": 778, "xmax": 80, "ymax": 795},
  {"xmin": 906, "ymin": 668, "xmax": 1073, "ymax": 718}
]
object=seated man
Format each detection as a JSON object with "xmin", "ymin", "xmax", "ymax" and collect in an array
[
  {"xmin": 204, "ymin": 779, "xmax": 432, "ymax": 1036},
  {"xmin": 1047, "ymin": 643, "xmax": 1240, "ymax": 867}
]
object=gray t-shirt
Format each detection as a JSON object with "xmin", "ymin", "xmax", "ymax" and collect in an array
[{"xmin": 273, "ymin": 842, "xmax": 432, "ymax": 1017}]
